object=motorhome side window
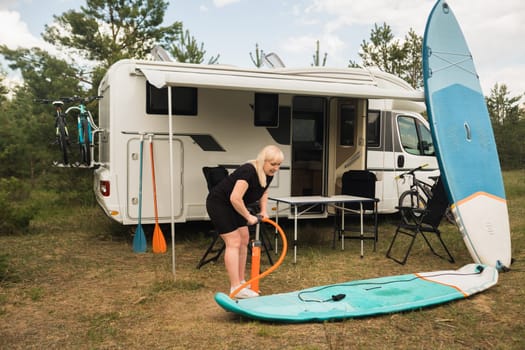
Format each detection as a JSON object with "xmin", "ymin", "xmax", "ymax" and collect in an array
[
  {"xmin": 146, "ymin": 82, "xmax": 198, "ymax": 115},
  {"xmin": 254, "ymin": 93, "xmax": 279, "ymax": 127},
  {"xmin": 367, "ymin": 110, "xmax": 381, "ymax": 147},
  {"xmin": 339, "ymin": 104, "xmax": 356, "ymax": 146},
  {"xmin": 398, "ymin": 116, "xmax": 435, "ymax": 156}
]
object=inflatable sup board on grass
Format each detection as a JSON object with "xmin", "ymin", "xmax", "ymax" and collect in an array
[
  {"xmin": 215, "ymin": 264, "xmax": 497, "ymax": 323},
  {"xmin": 422, "ymin": 0, "xmax": 511, "ymax": 269}
]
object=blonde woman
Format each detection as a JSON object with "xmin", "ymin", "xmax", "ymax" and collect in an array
[{"xmin": 206, "ymin": 145, "xmax": 284, "ymax": 298}]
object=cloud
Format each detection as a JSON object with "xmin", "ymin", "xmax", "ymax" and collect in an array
[
  {"xmin": 0, "ymin": 10, "xmax": 44, "ymax": 49},
  {"xmin": 0, "ymin": 8, "xmax": 91, "ymax": 92},
  {"xmin": 294, "ymin": 0, "xmax": 525, "ymax": 96},
  {"xmin": 212, "ymin": 0, "xmax": 241, "ymax": 8},
  {"xmin": 0, "ymin": 0, "xmax": 18, "ymax": 11},
  {"xmin": 280, "ymin": 35, "xmax": 317, "ymax": 55},
  {"xmin": 279, "ymin": 33, "xmax": 346, "ymax": 67},
  {"xmin": 0, "ymin": 10, "xmax": 42, "ymax": 90},
  {"xmin": 304, "ymin": 0, "xmax": 430, "ymax": 33}
]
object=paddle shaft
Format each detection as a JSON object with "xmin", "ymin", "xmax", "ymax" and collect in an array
[
  {"xmin": 133, "ymin": 134, "xmax": 147, "ymax": 253},
  {"xmin": 138, "ymin": 137, "xmax": 144, "ymax": 223},
  {"xmin": 149, "ymin": 137, "xmax": 160, "ymax": 222},
  {"xmin": 150, "ymin": 136, "xmax": 167, "ymax": 253}
]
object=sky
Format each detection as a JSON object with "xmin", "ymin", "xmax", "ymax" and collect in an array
[{"xmin": 1, "ymin": 0, "xmax": 524, "ymax": 100}]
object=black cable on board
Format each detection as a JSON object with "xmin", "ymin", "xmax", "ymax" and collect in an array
[{"xmin": 297, "ymin": 266, "xmax": 487, "ymax": 303}]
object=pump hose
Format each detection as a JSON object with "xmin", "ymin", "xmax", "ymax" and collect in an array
[{"xmin": 229, "ymin": 217, "xmax": 288, "ymax": 299}]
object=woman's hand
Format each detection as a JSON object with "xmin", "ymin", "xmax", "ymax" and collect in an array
[{"xmin": 246, "ymin": 214, "xmax": 259, "ymax": 226}]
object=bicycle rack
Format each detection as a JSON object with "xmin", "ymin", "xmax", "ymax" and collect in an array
[{"xmin": 89, "ymin": 128, "xmax": 105, "ymax": 169}]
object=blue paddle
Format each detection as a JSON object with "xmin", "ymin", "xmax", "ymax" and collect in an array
[{"xmin": 133, "ymin": 134, "xmax": 147, "ymax": 253}]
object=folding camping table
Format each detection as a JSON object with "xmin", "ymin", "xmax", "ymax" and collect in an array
[{"xmin": 269, "ymin": 195, "xmax": 377, "ymax": 263}]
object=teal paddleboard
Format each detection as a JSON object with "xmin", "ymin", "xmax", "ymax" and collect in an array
[
  {"xmin": 215, "ymin": 264, "xmax": 497, "ymax": 323},
  {"xmin": 423, "ymin": 0, "xmax": 511, "ymax": 268}
]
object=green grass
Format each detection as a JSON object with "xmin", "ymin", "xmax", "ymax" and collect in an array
[{"xmin": 0, "ymin": 170, "xmax": 523, "ymax": 349}]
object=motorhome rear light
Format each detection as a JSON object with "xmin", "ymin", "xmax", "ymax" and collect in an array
[{"xmin": 100, "ymin": 180, "xmax": 110, "ymax": 197}]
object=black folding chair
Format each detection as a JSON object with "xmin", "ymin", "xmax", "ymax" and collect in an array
[
  {"xmin": 333, "ymin": 170, "xmax": 379, "ymax": 251},
  {"xmin": 386, "ymin": 177, "xmax": 455, "ymax": 265},
  {"xmin": 196, "ymin": 166, "xmax": 274, "ymax": 269},
  {"xmin": 196, "ymin": 166, "xmax": 229, "ymax": 269}
]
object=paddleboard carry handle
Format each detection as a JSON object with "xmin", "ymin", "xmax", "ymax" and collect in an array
[{"xmin": 464, "ymin": 122, "xmax": 472, "ymax": 141}]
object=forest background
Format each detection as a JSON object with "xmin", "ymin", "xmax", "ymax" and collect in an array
[{"xmin": 0, "ymin": 0, "xmax": 523, "ymax": 234}]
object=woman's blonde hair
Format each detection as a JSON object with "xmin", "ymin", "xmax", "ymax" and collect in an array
[{"xmin": 249, "ymin": 145, "xmax": 284, "ymax": 187}]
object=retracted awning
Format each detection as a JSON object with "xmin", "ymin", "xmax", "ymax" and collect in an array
[{"xmin": 137, "ymin": 64, "xmax": 424, "ymax": 101}]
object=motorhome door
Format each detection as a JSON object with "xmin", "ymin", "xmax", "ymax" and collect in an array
[
  {"xmin": 291, "ymin": 96, "xmax": 326, "ymax": 197},
  {"xmin": 327, "ymin": 98, "xmax": 368, "ymax": 195}
]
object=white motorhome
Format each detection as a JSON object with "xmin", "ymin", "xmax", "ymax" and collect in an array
[{"xmin": 94, "ymin": 59, "xmax": 438, "ymax": 225}]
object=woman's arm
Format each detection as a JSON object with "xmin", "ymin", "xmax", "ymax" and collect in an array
[
  {"xmin": 230, "ymin": 180, "xmax": 258, "ymax": 225},
  {"xmin": 259, "ymin": 190, "xmax": 269, "ymax": 218}
]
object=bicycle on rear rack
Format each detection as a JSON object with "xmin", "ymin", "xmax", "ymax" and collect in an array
[
  {"xmin": 63, "ymin": 95, "xmax": 103, "ymax": 168},
  {"xmin": 397, "ymin": 164, "xmax": 455, "ymax": 225},
  {"xmin": 35, "ymin": 98, "xmax": 72, "ymax": 166}
]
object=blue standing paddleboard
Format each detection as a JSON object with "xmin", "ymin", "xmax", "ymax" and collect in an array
[
  {"xmin": 215, "ymin": 264, "xmax": 497, "ymax": 323},
  {"xmin": 422, "ymin": 0, "xmax": 511, "ymax": 268}
]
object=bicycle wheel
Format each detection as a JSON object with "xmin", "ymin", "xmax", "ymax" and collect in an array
[
  {"xmin": 398, "ymin": 190, "xmax": 427, "ymax": 224},
  {"xmin": 79, "ymin": 118, "xmax": 91, "ymax": 166},
  {"xmin": 56, "ymin": 117, "xmax": 70, "ymax": 165}
]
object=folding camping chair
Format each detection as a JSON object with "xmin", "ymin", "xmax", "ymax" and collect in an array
[
  {"xmin": 333, "ymin": 170, "xmax": 379, "ymax": 251},
  {"xmin": 386, "ymin": 177, "xmax": 455, "ymax": 265},
  {"xmin": 196, "ymin": 166, "xmax": 229, "ymax": 269},
  {"xmin": 196, "ymin": 166, "xmax": 274, "ymax": 269}
]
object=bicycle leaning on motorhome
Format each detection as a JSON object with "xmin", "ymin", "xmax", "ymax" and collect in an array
[{"xmin": 397, "ymin": 164, "xmax": 455, "ymax": 225}]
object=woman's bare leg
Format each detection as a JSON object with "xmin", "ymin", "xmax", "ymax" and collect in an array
[
  {"xmin": 237, "ymin": 226, "xmax": 250, "ymax": 282},
  {"xmin": 221, "ymin": 229, "xmax": 243, "ymax": 289}
]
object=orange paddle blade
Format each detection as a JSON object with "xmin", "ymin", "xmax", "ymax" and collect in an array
[{"xmin": 152, "ymin": 224, "xmax": 167, "ymax": 254}]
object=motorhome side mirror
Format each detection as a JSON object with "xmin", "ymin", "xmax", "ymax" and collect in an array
[{"xmin": 397, "ymin": 155, "xmax": 405, "ymax": 168}]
